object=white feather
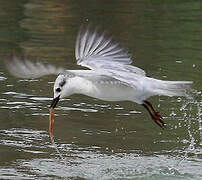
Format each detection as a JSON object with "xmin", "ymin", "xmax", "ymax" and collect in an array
[
  {"xmin": 6, "ymin": 57, "xmax": 66, "ymax": 79},
  {"xmin": 75, "ymin": 25, "xmax": 142, "ymax": 74}
]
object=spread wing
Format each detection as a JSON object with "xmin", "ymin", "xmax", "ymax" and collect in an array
[
  {"xmin": 75, "ymin": 25, "xmax": 146, "ymax": 76},
  {"xmin": 6, "ymin": 57, "xmax": 68, "ymax": 79},
  {"xmin": 6, "ymin": 25, "xmax": 145, "ymax": 90}
]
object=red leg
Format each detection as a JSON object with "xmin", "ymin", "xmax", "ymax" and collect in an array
[
  {"xmin": 144, "ymin": 100, "xmax": 164, "ymax": 120},
  {"xmin": 144, "ymin": 100, "xmax": 156, "ymax": 113},
  {"xmin": 142, "ymin": 101, "xmax": 165, "ymax": 128}
]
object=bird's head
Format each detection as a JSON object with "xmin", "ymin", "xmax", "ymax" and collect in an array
[{"xmin": 50, "ymin": 74, "xmax": 67, "ymax": 109}]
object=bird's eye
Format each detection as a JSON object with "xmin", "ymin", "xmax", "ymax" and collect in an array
[
  {"xmin": 59, "ymin": 80, "xmax": 66, "ymax": 87},
  {"xmin": 55, "ymin": 88, "xmax": 61, "ymax": 92}
]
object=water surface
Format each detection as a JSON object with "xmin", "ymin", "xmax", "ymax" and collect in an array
[{"xmin": 0, "ymin": 0, "xmax": 201, "ymax": 179}]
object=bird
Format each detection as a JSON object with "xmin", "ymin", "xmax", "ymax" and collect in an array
[{"xmin": 6, "ymin": 25, "xmax": 192, "ymax": 140}]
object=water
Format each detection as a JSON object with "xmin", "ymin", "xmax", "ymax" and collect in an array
[{"xmin": 0, "ymin": 0, "xmax": 202, "ymax": 179}]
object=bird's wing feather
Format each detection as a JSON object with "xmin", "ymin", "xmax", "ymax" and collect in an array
[
  {"xmin": 68, "ymin": 69, "xmax": 140, "ymax": 89},
  {"xmin": 6, "ymin": 57, "xmax": 71, "ymax": 79},
  {"xmin": 6, "ymin": 57, "xmax": 141, "ymax": 91},
  {"xmin": 75, "ymin": 25, "xmax": 146, "ymax": 76}
]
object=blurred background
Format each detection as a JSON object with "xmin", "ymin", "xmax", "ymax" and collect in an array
[{"xmin": 0, "ymin": 0, "xmax": 201, "ymax": 179}]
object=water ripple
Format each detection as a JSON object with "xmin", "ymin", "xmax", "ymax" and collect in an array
[
  {"xmin": 0, "ymin": 128, "xmax": 49, "ymax": 151},
  {"xmin": 2, "ymin": 153, "xmax": 201, "ymax": 180}
]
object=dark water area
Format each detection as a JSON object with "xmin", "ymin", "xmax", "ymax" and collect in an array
[{"xmin": 0, "ymin": 0, "xmax": 201, "ymax": 179}]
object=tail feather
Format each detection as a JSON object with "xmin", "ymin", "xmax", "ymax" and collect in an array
[{"xmin": 150, "ymin": 79, "xmax": 193, "ymax": 97}]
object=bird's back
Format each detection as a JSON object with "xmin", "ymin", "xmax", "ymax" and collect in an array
[{"xmin": 64, "ymin": 71, "xmax": 139, "ymax": 102}]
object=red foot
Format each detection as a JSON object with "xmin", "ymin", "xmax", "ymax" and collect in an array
[
  {"xmin": 152, "ymin": 111, "xmax": 165, "ymax": 128},
  {"xmin": 142, "ymin": 101, "xmax": 165, "ymax": 128}
]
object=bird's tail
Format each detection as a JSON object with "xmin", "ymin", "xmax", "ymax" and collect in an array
[{"xmin": 148, "ymin": 78, "xmax": 193, "ymax": 97}]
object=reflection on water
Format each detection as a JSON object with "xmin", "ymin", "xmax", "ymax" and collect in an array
[
  {"xmin": 20, "ymin": 0, "xmax": 77, "ymax": 62},
  {"xmin": 0, "ymin": 0, "xmax": 202, "ymax": 179}
]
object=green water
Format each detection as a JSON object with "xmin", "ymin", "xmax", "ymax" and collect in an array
[{"xmin": 0, "ymin": 0, "xmax": 201, "ymax": 179}]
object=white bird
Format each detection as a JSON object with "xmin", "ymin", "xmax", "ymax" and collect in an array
[{"xmin": 7, "ymin": 25, "xmax": 192, "ymax": 139}]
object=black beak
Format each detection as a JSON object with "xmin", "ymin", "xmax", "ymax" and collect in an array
[{"xmin": 50, "ymin": 96, "xmax": 60, "ymax": 109}]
